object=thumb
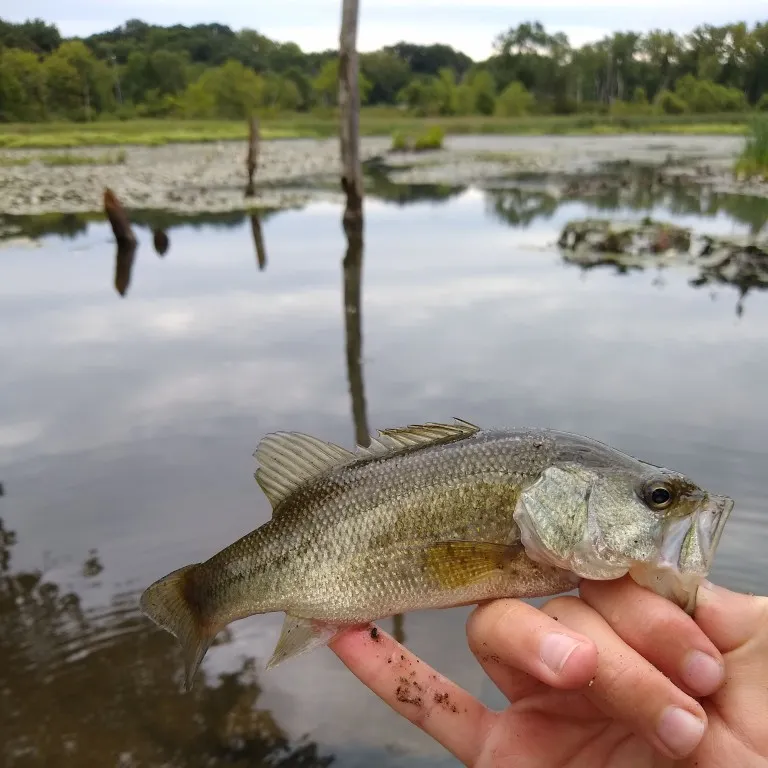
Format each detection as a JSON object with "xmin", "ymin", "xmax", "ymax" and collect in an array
[{"xmin": 694, "ymin": 581, "xmax": 768, "ymax": 653}]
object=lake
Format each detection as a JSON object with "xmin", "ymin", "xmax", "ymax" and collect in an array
[{"xmin": 1, "ymin": 174, "xmax": 767, "ymax": 767}]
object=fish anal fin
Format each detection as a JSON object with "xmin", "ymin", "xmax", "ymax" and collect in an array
[
  {"xmin": 266, "ymin": 614, "xmax": 344, "ymax": 670},
  {"xmin": 356, "ymin": 419, "xmax": 480, "ymax": 458},
  {"xmin": 424, "ymin": 540, "xmax": 523, "ymax": 589},
  {"xmin": 254, "ymin": 432, "xmax": 354, "ymax": 508}
]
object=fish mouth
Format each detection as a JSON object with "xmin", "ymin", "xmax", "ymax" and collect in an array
[{"xmin": 702, "ymin": 494, "xmax": 734, "ymax": 568}]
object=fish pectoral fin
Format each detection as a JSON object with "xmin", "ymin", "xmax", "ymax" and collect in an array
[
  {"xmin": 266, "ymin": 614, "xmax": 343, "ymax": 670},
  {"xmin": 425, "ymin": 540, "xmax": 523, "ymax": 589}
]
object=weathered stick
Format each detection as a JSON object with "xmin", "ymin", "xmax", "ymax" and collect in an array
[
  {"xmin": 245, "ymin": 115, "xmax": 260, "ymax": 197},
  {"xmin": 103, "ymin": 188, "xmax": 137, "ymax": 247},
  {"xmin": 339, "ymin": 0, "xmax": 363, "ymax": 225}
]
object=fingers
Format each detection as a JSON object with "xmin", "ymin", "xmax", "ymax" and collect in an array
[
  {"xmin": 329, "ymin": 624, "xmax": 491, "ymax": 767},
  {"xmin": 542, "ymin": 596, "xmax": 708, "ymax": 760},
  {"xmin": 580, "ymin": 576, "xmax": 725, "ymax": 697},
  {"xmin": 695, "ymin": 580, "xmax": 768, "ymax": 653},
  {"xmin": 695, "ymin": 582, "xmax": 768, "ymax": 751},
  {"xmin": 466, "ymin": 598, "xmax": 597, "ymax": 702}
]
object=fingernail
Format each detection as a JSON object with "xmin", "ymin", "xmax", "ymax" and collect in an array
[
  {"xmin": 540, "ymin": 632, "xmax": 581, "ymax": 675},
  {"xmin": 657, "ymin": 706, "xmax": 706, "ymax": 758},
  {"xmin": 682, "ymin": 650, "xmax": 724, "ymax": 695}
]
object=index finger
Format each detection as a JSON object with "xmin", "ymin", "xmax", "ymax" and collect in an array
[
  {"xmin": 580, "ymin": 576, "xmax": 725, "ymax": 697},
  {"xmin": 329, "ymin": 624, "xmax": 492, "ymax": 766}
]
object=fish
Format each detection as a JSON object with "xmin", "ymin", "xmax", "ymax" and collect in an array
[{"xmin": 139, "ymin": 419, "xmax": 734, "ymax": 690}]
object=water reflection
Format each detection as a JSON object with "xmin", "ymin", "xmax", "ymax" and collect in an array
[
  {"xmin": 364, "ymin": 159, "xmax": 467, "ymax": 207},
  {"xmin": 153, "ymin": 229, "xmax": 170, "ymax": 257},
  {"xmin": 342, "ymin": 219, "xmax": 369, "ymax": 448},
  {"xmin": 114, "ymin": 241, "xmax": 137, "ymax": 297},
  {"xmin": 0, "ymin": 517, "xmax": 334, "ymax": 768},
  {"xmin": 342, "ymin": 214, "xmax": 406, "ymax": 643},
  {"xmin": 486, "ymin": 187, "xmax": 560, "ymax": 228},
  {"xmin": 250, "ymin": 214, "xmax": 268, "ymax": 272}
]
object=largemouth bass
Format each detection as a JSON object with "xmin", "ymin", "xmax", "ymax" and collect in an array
[{"xmin": 140, "ymin": 420, "xmax": 734, "ymax": 690}]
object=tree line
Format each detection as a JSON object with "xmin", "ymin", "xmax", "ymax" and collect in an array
[{"xmin": 0, "ymin": 17, "xmax": 767, "ymax": 122}]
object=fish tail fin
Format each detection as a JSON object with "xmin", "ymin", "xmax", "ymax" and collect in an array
[{"xmin": 139, "ymin": 564, "xmax": 215, "ymax": 691}]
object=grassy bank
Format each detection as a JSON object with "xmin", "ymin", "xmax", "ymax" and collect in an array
[{"xmin": 0, "ymin": 110, "xmax": 751, "ymax": 149}]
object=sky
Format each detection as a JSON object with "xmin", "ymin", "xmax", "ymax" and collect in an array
[{"xmin": 5, "ymin": 1, "xmax": 766, "ymax": 61}]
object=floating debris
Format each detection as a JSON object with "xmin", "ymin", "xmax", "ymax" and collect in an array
[{"xmin": 558, "ymin": 217, "xmax": 768, "ymax": 308}]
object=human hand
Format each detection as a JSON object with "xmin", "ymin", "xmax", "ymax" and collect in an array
[{"xmin": 329, "ymin": 576, "xmax": 768, "ymax": 766}]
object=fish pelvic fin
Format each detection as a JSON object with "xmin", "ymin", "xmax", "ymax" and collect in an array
[
  {"xmin": 139, "ymin": 564, "xmax": 215, "ymax": 692},
  {"xmin": 266, "ymin": 614, "xmax": 343, "ymax": 670}
]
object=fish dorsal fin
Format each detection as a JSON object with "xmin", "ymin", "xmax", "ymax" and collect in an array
[
  {"xmin": 356, "ymin": 418, "xmax": 480, "ymax": 458},
  {"xmin": 254, "ymin": 419, "xmax": 480, "ymax": 508},
  {"xmin": 254, "ymin": 432, "xmax": 354, "ymax": 508}
]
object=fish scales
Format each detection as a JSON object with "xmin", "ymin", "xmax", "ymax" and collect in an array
[{"xmin": 198, "ymin": 429, "xmax": 568, "ymax": 622}]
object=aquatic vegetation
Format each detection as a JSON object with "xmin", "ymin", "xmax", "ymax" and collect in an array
[
  {"xmin": 390, "ymin": 131, "xmax": 409, "ymax": 151},
  {"xmin": 389, "ymin": 125, "xmax": 445, "ymax": 152},
  {"xmin": 0, "ymin": 151, "xmax": 127, "ymax": 167},
  {"xmin": 39, "ymin": 150, "xmax": 128, "ymax": 166},
  {"xmin": 0, "ymin": 154, "xmax": 31, "ymax": 167},
  {"xmin": 413, "ymin": 125, "xmax": 445, "ymax": 151},
  {"xmin": 735, "ymin": 116, "xmax": 768, "ymax": 179}
]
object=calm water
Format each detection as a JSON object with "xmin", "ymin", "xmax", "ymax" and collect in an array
[{"xmin": 1, "ymin": 176, "xmax": 767, "ymax": 767}]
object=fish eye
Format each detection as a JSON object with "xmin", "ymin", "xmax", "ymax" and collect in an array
[{"xmin": 644, "ymin": 481, "xmax": 674, "ymax": 510}]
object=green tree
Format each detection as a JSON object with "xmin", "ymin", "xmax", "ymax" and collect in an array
[
  {"xmin": 655, "ymin": 88, "xmax": 688, "ymax": 114},
  {"xmin": 181, "ymin": 60, "xmax": 264, "ymax": 118},
  {"xmin": 463, "ymin": 69, "xmax": 496, "ymax": 115},
  {"xmin": 0, "ymin": 48, "xmax": 47, "ymax": 121},
  {"xmin": 43, "ymin": 51, "xmax": 81, "ymax": 117},
  {"xmin": 495, "ymin": 81, "xmax": 534, "ymax": 116},
  {"xmin": 312, "ymin": 58, "xmax": 371, "ymax": 107},
  {"xmin": 44, "ymin": 40, "xmax": 114, "ymax": 119},
  {"xmin": 455, "ymin": 84, "xmax": 475, "ymax": 115},
  {"xmin": 361, "ymin": 50, "xmax": 411, "ymax": 105}
]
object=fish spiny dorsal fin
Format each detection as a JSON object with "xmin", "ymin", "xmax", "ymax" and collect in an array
[
  {"xmin": 355, "ymin": 418, "xmax": 480, "ymax": 459},
  {"xmin": 254, "ymin": 432, "xmax": 354, "ymax": 508}
]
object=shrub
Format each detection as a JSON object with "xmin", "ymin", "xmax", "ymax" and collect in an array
[
  {"xmin": 413, "ymin": 125, "xmax": 445, "ymax": 151},
  {"xmin": 735, "ymin": 116, "xmax": 768, "ymax": 178},
  {"xmin": 655, "ymin": 89, "xmax": 688, "ymax": 115},
  {"xmin": 495, "ymin": 81, "xmax": 534, "ymax": 117}
]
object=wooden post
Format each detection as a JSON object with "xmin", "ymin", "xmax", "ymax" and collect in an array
[
  {"xmin": 339, "ymin": 0, "xmax": 363, "ymax": 225},
  {"xmin": 103, "ymin": 188, "xmax": 136, "ymax": 247},
  {"xmin": 245, "ymin": 115, "xmax": 260, "ymax": 197},
  {"xmin": 250, "ymin": 213, "xmax": 268, "ymax": 271}
]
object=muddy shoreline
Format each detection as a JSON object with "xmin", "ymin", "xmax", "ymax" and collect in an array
[{"xmin": 0, "ymin": 134, "xmax": 765, "ymax": 218}]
